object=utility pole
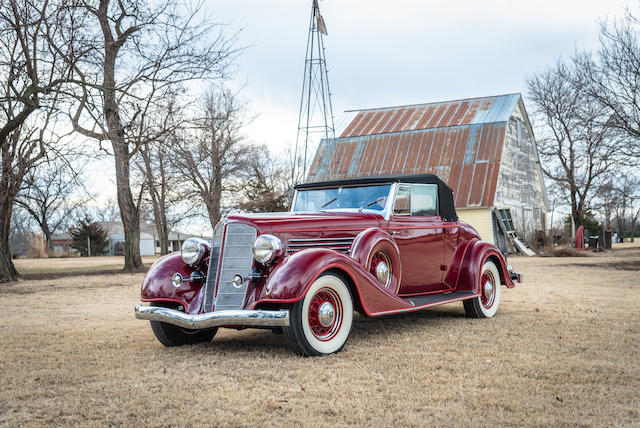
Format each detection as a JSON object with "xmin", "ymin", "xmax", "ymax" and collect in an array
[
  {"xmin": 293, "ymin": 0, "xmax": 336, "ymax": 184},
  {"xmin": 87, "ymin": 236, "xmax": 91, "ymax": 257}
]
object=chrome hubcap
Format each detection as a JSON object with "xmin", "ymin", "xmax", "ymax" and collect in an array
[
  {"xmin": 484, "ymin": 281, "xmax": 494, "ymax": 300},
  {"xmin": 376, "ymin": 261, "xmax": 389, "ymax": 285},
  {"xmin": 318, "ymin": 302, "xmax": 335, "ymax": 327}
]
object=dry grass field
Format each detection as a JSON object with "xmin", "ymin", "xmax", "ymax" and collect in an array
[{"xmin": 1, "ymin": 245, "xmax": 639, "ymax": 427}]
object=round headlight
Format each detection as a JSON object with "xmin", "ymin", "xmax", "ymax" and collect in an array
[
  {"xmin": 181, "ymin": 238, "xmax": 208, "ymax": 266},
  {"xmin": 252, "ymin": 234, "xmax": 284, "ymax": 264}
]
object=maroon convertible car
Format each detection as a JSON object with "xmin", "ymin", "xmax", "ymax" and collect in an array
[{"xmin": 135, "ymin": 174, "xmax": 522, "ymax": 356}]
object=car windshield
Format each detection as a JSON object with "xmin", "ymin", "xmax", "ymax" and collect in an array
[{"xmin": 293, "ymin": 184, "xmax": 392, "ymax": 213}]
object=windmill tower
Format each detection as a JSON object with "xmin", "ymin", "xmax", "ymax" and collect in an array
[{"xmin": 294, "ymin": 0, "xmax": 335, "ymax": 182}]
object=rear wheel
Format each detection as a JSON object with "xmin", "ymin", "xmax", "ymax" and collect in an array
[
  {"xmin": 284, "ymin": 273, "xmax": 354, "ymax": 356},
  {"xmin": 150, "ymin": 321, "xmax": 217, "ymax": 347},
  {"xmin": 463, "ymin": 260, "xmax": 501, "ymax": 318}
]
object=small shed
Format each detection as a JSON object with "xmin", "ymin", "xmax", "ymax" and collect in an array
[{"xmin": 306, "ymin": 93, "xmax": 548, "ymax": 253}]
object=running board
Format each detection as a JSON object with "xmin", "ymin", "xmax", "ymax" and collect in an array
[{"xmin": 370, "ymin": 291, "xmax": 479, "ymax": 316}]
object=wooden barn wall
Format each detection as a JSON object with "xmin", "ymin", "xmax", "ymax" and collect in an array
[{"xmin": 494, "ymin": 108, "xmax": 548, "ymax": 238}]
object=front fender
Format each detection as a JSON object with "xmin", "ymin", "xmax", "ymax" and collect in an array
[
  {"xmin": 454, "ymin": 240, "xmax": 515, "ymax": 293},
  {"xmin": 140, "ymin": 252, "xmax": 205, "ymax": 314},
  {"xmin": 249, "ymin": 248, "xmax": 413, "ymax": 316}
]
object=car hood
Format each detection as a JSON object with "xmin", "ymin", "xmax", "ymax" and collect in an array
[{"xmin": 225, "ymin": 211, "xmax": 384, "ymax": 236}]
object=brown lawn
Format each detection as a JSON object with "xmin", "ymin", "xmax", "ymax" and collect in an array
[{"xmin": 1, "ymin": 245, "xmax": 639, "ymax": 426}]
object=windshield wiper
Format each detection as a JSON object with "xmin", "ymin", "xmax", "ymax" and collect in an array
[
  {"xmin": 358, "ymin": 197, "xmax": 384, "ymax": 212},
  {"xmin": 320, "ymin": 197, "xmax": 338, "ymax": 209}
]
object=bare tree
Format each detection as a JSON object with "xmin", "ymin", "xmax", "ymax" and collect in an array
[
  {"xmin": 170, "ymin": 88, "xmax": 252, "ymax": 230},
  {"xmin": 15, "ymin": 159, "xmax": 86, "ymax": 253},
  {"xmin": 8, "ymin": 206, "xmax": 34, "ymax": 258},
  {"xmin": 136, "ymin": 140, "xmax": 190, "ymax": 254},
  {"xmin": 237, "ymin": 146, "xmax": 291, "ymax": 213},
  {"xmin": 65, "ymin": 0, "xmax": 238, "ymax": 270},
  {"xmin": 92, "ymin": 197, "xmax": 121, "ymax": 223},
  {"xmin": 527, "ymin": 59, "xmax": 617, "ymax": 230},
  {"xmin": 576, "ymin": 9, "xmax": 640, "ymax": 159},
  {"xmin": 0, "ymin": 0, "xmax": 79, "ymax": 282},
  {"xmin": 613, "ymin": 173, "xmax": 640, "ymax": 242},
  {"xmin": 595, "ymin": 179, "xmax": 616, "ymax": 228}
]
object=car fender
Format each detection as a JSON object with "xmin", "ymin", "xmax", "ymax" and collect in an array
[
  {"xmin": 350, "ymin": 227, "xmax": 402, "ymax": 293},
  {"xmin": 251, "ymin": 248, "xmax": 412, "ymax": 316},
  {"xmin": 140, "ymin": 252, "xmax": 206, "ymax": 314},
  {"xmin": 454, "ymin": 240, "xmax": 515, "ymax": 293}
]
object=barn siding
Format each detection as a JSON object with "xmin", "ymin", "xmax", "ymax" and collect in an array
[{"xmin": 493, "ymin": 100, "xmax": 548, "ymax": 237}]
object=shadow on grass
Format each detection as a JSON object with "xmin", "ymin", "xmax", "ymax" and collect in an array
[
  {"xmin": 168, "ymin": 307, "xmax": 470, "ymax": 357},
  {"xmin": 20, "ymin": 267, "xmax": 150, "ymax": 281}
]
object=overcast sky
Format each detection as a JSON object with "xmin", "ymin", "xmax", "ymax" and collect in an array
[
  {"xmin": 204, "ymin": 0, "xmax": 631, "ymax": 155},
  {"xmin": 84, "ymin": 0, "xmax": 632, "ymax": 228}
]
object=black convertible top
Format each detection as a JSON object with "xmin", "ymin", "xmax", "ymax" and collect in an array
[{"xmin": 295, "ymin": 174, "xmax": 458, "ymax": 221}]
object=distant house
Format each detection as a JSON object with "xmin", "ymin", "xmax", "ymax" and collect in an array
[
  {"xmin": 47, "ymin": 222, "xmax": 211, "ymax": 257},
  {"xmin": 155, "ymin": 230, "xmax": 213, "ymax": 254},
  {"xmin": 50, "ymin": 232, "xmax": 80, "ymax": 257},
  {"xmin": 307, "ymin": 93, "xmax": 548, "ymax": 253},
  {"xmin": 98, "ymin": 222, "xmax": 155, "ymax": 256}
]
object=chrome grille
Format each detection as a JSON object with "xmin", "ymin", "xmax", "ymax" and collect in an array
[
  {"xmin": 286, "ymin": 237, "xmax": 354, "ymax": 254},
  {"xmin": 213, "ymin": 223, "xmax": 257, "ymax": 312},
  {"xmin": 203, "ymin": 222, "xmax": 225, "ymax": 312}
]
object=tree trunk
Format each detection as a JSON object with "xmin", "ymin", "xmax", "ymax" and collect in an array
[
  {"xmin": 0, "ymin": 199, "xmax": 19, "ymax": 283},
  {"xmin": 204, "ymin": 183, "xmax": 222, "ymax": 231},
  {"xmin": 42, "ymin": 226, "xmax": 51, "ymax": 257},
  {"xmin": 152, "ymin": 201, "xmax": 170, "ymax": 255},
  {"xmin": 144, "ymin": 157, "xmax": 170, "ymax": 255},
  {"xmin": 103, "ymin": 35, "xmax": 142, "ymax": 270},
  {"xmin": 205, "ymin": 200, "xmax": 221, "ymax": 232},
  {"xmin": 113, "ymin": 144, "xmax": 142, "ymax": 269},
  {"xmin": 0, "ymin": 140, "xmax": 19, "ymax": 282}
]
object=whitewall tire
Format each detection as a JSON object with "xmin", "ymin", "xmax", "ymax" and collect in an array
[
  {"xmin": 463, "ymin": 260, "xmax": 501, "ymax": 318},
  {"xmin": 284, "ymin": 273, "xmax": 354, "ymax": 356}
]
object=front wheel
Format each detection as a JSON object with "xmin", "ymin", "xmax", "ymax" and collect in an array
[
  {"xmin": 463, "ymin": 260, "xmax": 502, "ymax": 318},
  {"xmin": 150, "ymin": 321, "xmax": 217, "ymax": 347},
  {"xmin": 283, "ymin": 273, "xmax": 354, "ymax": 356}
]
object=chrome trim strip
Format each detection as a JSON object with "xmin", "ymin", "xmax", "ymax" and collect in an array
[
  {"xmin": 288, "ymin": 237, "xmax": 354, "ymax": 243},
  {"xmin": 288, "ymin": 247, "xmax": 351, "ymax": 253},
  {"xmin": 135, "ymin": 305, "xmax": 290, "ymax": 328},
  {"xmin": 287, "ymin": 242, "xmax": 352, "ymax": 247}
]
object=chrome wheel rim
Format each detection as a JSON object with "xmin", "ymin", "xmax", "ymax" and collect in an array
[
  {"xmin": 308, "ymin": 288, "xmax": 343, "ymax": 341},
  {"xmin": 481, "ymin": 271, "xmax": 496, "ymax": 309},
  {"xmin": 370, "ymin": 251, "xmax": 392, "ymax": 288}
]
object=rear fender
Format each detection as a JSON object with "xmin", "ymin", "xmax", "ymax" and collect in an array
[
  {"xmin": 250, "ymin": 248, "xmax": 412, "ymax": 316},
  {"xmin": 455, "ymin": 240, "xmax": 515, "ymax": 293}
]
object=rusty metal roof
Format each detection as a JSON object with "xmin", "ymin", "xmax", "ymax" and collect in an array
[{"xmin": 306, "ymin": 94, "xmax": 521, "ymax": 208}]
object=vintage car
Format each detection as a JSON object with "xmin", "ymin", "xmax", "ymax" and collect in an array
[{"xmin": 135, "ymin": 174, "xmax": 521, "ymax": 356}]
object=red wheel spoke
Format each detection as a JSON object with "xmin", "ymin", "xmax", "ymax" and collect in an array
[{"xmin": 307, "ymin": 288, "xmax": 342, "ymax": 341}]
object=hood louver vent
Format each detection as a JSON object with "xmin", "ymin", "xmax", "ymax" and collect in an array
[{"xmin": 286, "ymin": 237, "xmax": 354, "ymax": 254}]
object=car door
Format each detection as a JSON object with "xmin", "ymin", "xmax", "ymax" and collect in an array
[{"xmin": 386, "ymin": 183, "xmax": 447, "ymax": 295}]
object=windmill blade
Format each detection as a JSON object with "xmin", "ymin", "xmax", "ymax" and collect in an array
[{"xmin": 317, "ymin": 14, "xmax": 328, "ymax": 35}]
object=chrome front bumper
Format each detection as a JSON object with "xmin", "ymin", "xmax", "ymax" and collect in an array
[{"xmin": 134, "ymin": 305, "xmax": 290, "ymax": 329}]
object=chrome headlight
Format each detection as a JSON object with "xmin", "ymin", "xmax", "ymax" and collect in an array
[
  {"xmin": 252, "ymin": 234, "xmax": 284, "ymax": 264},
  {"xmin": 181, "ymin": 238, "xmax": 208, "ymax": 266}
]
